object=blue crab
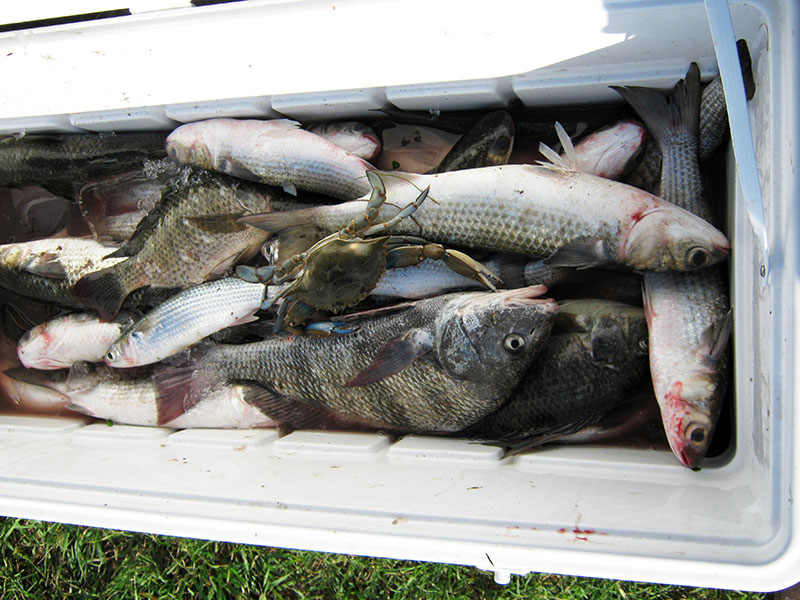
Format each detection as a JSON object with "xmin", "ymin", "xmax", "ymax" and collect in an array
[{"xmin": 236, "ymin": 171, "xmax": 502, "ymax": 334}]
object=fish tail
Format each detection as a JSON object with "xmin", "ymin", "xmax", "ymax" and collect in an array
[
  {"xmin": 611, "ymin": 63, "xmax": 701, "ymax": 151},
  {"xmin": 153, "ymin": 351, "xmax": 216, "ymax": 425},
  {"xmin": 71, "ymin": 265, "xmax": 131, "ymax": 322}
]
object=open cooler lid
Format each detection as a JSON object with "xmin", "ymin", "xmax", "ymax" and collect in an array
[{"xmin": 0, "ymin": 0, "xmax": 798, "ymax": 592}]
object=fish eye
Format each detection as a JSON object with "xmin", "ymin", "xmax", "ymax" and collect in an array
[
  {"xmin": 686, "ymin": 247, "xmax": 709, "ymax": 268},
  {"xmin": 492, "ymin": 136, "xmax": 511, "ymax": 153},
  {"xmin": 503, "ymin": 333, "xmax": 526, "ymax": 354},
  {"xmin": 637, "ymin": 337, "xmax": 649, "ymax": 353},
  {"xmin": 686, "ymin": 423, "xmax": 707, "ymax": 444},
  {"xmin": 106, "ymin": 350, "xmax": 116, "ymax": 362},
  {"xmin": 166, "ymin": 144, "xmax": 179, "ymax": 160}
]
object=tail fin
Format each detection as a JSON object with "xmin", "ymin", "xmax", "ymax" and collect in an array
[
  {"xmin": 611, "ymin": 63, "xmax": 701, "ymax": 151},
  {"xmin": 71, "ymin": 266, "xmax": 130, "ymax": 322},
  {"xmin": 153, "ymin": 350, "xmax": 216, "ymax": 425}
]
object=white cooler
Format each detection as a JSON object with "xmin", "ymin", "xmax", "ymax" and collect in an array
[{"xmin": 0, "ymin": 0, "xmax": 797, "ymax": 591}]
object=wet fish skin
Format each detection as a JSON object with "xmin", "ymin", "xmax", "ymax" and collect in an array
[
  {"xmin": 155, "ymin": 287, "xmax": 558, "ymax": 433},
  {"xmin": 623, "ymin": 40, "xmax": 754, "ymax": 193},
  {"xmin": 308, "ymin": 121, "xmax": 381, "ymax": 160},
  {"xmin": 461, "ymin": 299, "xmax": 649, "ymax": 448},
  {"xmin": 73, "ymin": 159, "xmax": 183, "ymax": 241},
  {"xmin": 0, "ymin": 132, "xmax": 167, "ymax": 199},
  {"xmin": 165, "ymin": 118, "xmax": 374, "ymax": 200},
  {"xmin": 0, "ymin": 238, "xmax": 174, "ymax": 310},
  {"xmin": 5, "ymin": 363, "xmax": 275, "ymax": 428},
  {"xmin": 432, "ymin": 110, "xmax": 515, "ymax": 173},
  {"xmin": 239, "ymin": 164, "xmax": 730, "ymax": 273},
  {"xmin": 18, "ymin": 311, "xmax": 135, "ymax": 370},
  {"xmin": 616, "ymin": 63, "xmax": 731, "ymax": 468},
  {"xmin": 571, "ymin": 119, "xmax": 647, "ymax": 180},
  {"xmin": 71, "ymin": 170, "xmax": 276, "ymax": 321},
  {"xmin": 105, "ymin": 278, "xmax": 266, "ymax": 368},
  {"xmin": 0, "ymin": 238, "xmax": 125, "ymax": 309}
]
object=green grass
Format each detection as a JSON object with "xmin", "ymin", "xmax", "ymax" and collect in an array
[{"xmin": 0, "ymin": 518, "xmax": 766, "ymax": 600}]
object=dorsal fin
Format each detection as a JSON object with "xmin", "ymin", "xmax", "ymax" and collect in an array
[{"xmin": 537, "ymin": 122, "xmax": 580, "ymax": 171}]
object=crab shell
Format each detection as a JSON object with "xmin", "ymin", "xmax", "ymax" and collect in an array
[{"xmin": 290, "ymin": 236, "xmax": 391, "ymax": 312}]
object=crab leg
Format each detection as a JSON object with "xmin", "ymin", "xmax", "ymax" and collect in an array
[
  {"xmin": 360, "ymin": 186, "xmax": 430, "ymax": 237},
  {"xmin": 343, "ymin": 170, "xmax": 387, "ymax": 236},
  {"xmin": 385, "ymin": 243, "xmax": 503, "ymax": 292}
]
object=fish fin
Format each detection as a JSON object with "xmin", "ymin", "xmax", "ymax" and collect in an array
[
  {"xmin": 102, "ymin": 246, "xmax": 130, "ymax": 259},
  {"xmin": 543, "ymin": 238, "xmax": 612, "ymax": 269},
  {"xmin": 3, "ymin": 367, "xmax": 65, "ymax": 388},
  {"xmin": 217, "ymin": 157, "xmax": 257, "ymax": 181},
  {"xmin": 612, "ymin": 63, "xmax": 701, "ymax": 150},
  {"xmin": 65, "ymin": 361, "xmax": 95, "ymax": 393},
  {"xmin": 344, "ymin": 329, "xmax": 433, "ymax": 387},
  {"xmin": 65, "ymin": 403, "xmax": 96, "ymax": 417},
  {"xmin": 485, "ymin": 254, "xmax": 529, "ymax": 289},
  {"xmin": 236, "ymin": 206, "xmax": 322, "ymax": 234},
  {"xmin": 153, "ymin": 362, "xmax": 211, "ymax": 425},
  {"xmin": 240, "ymin": 385, "xmax": 335, "ymax": 433},
  {"xmin": 71, "ymin": 266, "xmax": 129, "ymax": 321},
  {"xmin": 274, "ymin": 227, "xmax": 323, "ymax": 264},
  {"xmin": 536, "ymin": 122, "xmax": 580, "ymax": 172},
  {"xmin": 282, "ymin": 182, "xmax": 298, "ymax": 197},
  {"xmin": 336, "ymin": 301, "xmax": 418, "ymax": 323},
  {"xmin": 23, "ymin": 256, "xmax": 69, "ymax": 279},
  {"xmin": 186, "ymin": 214, "xmax": 249, "ymax": 234},
  {"xmin": 705, "ymin": 308, "xmax": 733, "ymax": 365}
]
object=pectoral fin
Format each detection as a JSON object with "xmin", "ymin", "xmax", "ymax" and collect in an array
[
  {"xmin": 344, "ymin": 329, "xmax": 433, "ymax": 387},
  {"xmin": 544, "ymin": 238, "xmax": 612, "ymax": 269}
]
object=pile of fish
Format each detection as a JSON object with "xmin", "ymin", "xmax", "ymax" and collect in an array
[{"xmin": 0, "ymin": 50, "xmax": 753, "ymax": 467}]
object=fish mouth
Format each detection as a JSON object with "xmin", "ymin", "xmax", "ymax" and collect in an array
[{"xmin": 502, "ymin": 285, "xmax": 556, "ymax": 309}]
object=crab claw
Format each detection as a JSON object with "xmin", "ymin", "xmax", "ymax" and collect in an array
[{"xmin": 442, "ymin": 249, "xmax": 504, "ymax": 292}]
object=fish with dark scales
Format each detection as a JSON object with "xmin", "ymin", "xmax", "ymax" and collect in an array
[
  {"xmin": 71, "ymin": 170, "xmax": 282, "ymax": 321},
  {"xmin": 153, "ymin": 287, "xmax": 558, "ymax": 433},
  {"xmin": 460, "ymin": 299, "xmax": 650, "ymax": 451},
  {"xmin": 0, "ymin": 131, "xmax": 167, "ymax": 200},
  {"xmin": 432, "ymin": 110, "xmax": 515, "ymax": 173}
]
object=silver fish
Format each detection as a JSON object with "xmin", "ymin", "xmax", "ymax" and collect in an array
[
  {"xmin": 18, "ymin": 311, "xmax": 135, "ymax": 370},
  {"xmin": 239, "ymin": 161, "xmax": 731, "ymax": 273},
  {"xmin": 615, "ymin": 63, "xmax": 731, "ymax": 468},
  {"xmin": 4, "ymin": 363, "xmax": 274, "ymax": 427},
  {"xmin": 570, "ymin": 120, "xmax": 647, "ymax": 180},
  {"xmin": 308, "ymin": 121, "xmax": 381, "ymax": 160},
  {"xmin": 0, "ymin": 238, "xmax": 125, "ymax": 308},
  {"xmin": 105, "ymin": 278, "xmax": 266, "ymax": 368},
  {"xmin": 165, "ymin": 118, "xmax": 374, "ymax": 200},
  {"xmin": 155, "ymin": 287, "xmax": 558, "ymax": 433}
]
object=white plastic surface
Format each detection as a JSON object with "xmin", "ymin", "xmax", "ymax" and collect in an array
[{"xmin": 0, "ymin": 0, "xmax": 797, "ymax": 592}]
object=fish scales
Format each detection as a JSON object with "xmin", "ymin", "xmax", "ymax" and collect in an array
[
  {"xmin": 165, "ymin": 119, "xmax": 373, "ymax": 200},
  {"xmin": 616, "ymin": 63, "xmax": 731, "ymax": 467},
  {"xmin": 464, "ymin": 300, "xmax": 649, "ymax": 445},
  {"xmin": 0, "ymin": 132, "xmax": 167, "ymax": 195},
  {"xmin": 272, "ymin": 164, "xmax": 727, "ymax": 269},
  {"xmin": 71, "ymin": 171, "xmax": 276, "ymax": 320},
  {"xmin": 106, "ymin": 278, "xmax": 266, "ymax": 367},
  {"xmin": 164, "ymin": 289, "xmax": 557, "ymax": 433}
]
